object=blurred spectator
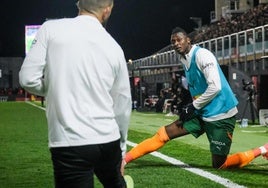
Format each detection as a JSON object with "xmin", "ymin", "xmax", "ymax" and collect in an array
[{"xmin": 192, "ymin": 4, "xmax": 268, "ymax": 43}]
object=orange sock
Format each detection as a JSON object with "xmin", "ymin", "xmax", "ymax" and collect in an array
[
  {"xmin": 220, "ymin": 150, "xmax": 255, "ymax": 169},
  {"xmin": 220, "ymin": 143, "xmax": 268, "ymax": 169},
  {"xmin": 124, "ymin": 126, "xmax": 170, "ymax": 163}
]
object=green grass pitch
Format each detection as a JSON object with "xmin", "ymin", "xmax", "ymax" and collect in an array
[{"xmin": 0, "ymin": 102, "xmax": 267, "ymax": 187}]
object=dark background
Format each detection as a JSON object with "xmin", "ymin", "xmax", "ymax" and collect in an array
[{"xmin": 0, "ymin": 0, "xmax": 214, "ymax": 60}]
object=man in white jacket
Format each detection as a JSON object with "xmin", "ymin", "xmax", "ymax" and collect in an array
[{"xmin": 19, "ymin": 0, "xmax": 132, "ymax": 187}]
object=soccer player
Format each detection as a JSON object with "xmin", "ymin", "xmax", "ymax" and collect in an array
[
  {"xmin": 19, "ymin": 0, "xmax": 132, "ymax": 187},
  {"xmin": 124, "ymin": 27, "xmax": 268, "ymax": 169}
]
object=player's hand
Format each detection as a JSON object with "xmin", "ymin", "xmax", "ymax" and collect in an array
[
  {"xmin": 120, "ymin": 159, "xmax": 126, "ymax": 176},
  {"xmin": 179, "ymin": 103, "xmax": 196, "ymax": 122}
]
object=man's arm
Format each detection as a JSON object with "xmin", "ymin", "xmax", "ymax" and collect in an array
[
  {"xmin": 192, "ymin": 48, "xmax": 221, "ymax": 110},
  {"xmin": 19, "ymin": 24, "xmax": 48, "ymax": 96},
  {"xmin": 111, "ymin": 55, "xmax": 132, "ymax": 156}
]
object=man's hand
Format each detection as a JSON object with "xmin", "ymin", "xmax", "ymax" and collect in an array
[
  {"xmin": 179, "ymin": 103, "xmax": 196, "ymax": 122},
  {"xmin": 121, "ymin": 159, "xmax": 126, "ymax": 176}
]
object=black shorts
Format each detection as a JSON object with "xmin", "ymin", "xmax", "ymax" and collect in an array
[{"xmin": 50, "ymin": 139, "xmax": 126, "ymax": 188}]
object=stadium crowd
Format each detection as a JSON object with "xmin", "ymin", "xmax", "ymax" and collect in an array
[
  {"xmin": 192, "ymin": 3, "xmax": 268, "ymax": 43},
  {"xmin": 0, "ymin": 87, "xmax": 24, "ymax": 96}
]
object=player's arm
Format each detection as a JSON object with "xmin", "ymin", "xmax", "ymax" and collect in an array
[{"xmin": 193, "ymin": 49, "xmax": 221, "ymax": 110}]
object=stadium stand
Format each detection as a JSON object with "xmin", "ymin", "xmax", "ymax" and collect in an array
[{"xmin": 128, "ymin": 2, "xmax": 268, "ymax": 122}]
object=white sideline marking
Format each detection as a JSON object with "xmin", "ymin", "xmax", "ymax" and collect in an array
[
  {"xmin": 26, "ymin": 102, "xmax": 245, "ymax": 188},
  {"xmin": 127, "ymin": 141, "xmax": 246, "ymax": 188},
  {"xmin": 26, "ymin": 101, "xmax": 46, "ymax": 111},
  {"xmin": 241, "ymin": 130, "xmax": 267, "ymax": 133}
]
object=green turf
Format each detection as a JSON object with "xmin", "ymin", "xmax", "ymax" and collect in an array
[
  {"xmin": 0, "ymin": 102, "xmax": 53, "ymax": 188},
  {"xmin": 127, "ymin": 111, "xmax": 268, "ymax": 187},
  {"xmin": 0, "ymin": 102, "xmax": 268, "ymax": 188}
]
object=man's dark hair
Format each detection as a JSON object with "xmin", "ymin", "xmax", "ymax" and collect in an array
[
  {"xmin": 171, "ymin": 27, "xmax": 195, "ymax": 42},
  {"xmin": 171, "ymin": 27, "xmax": 187, "ymax": 35},
  {"xmin": 77, "ymin": 0, "xmax": 113, "ymax": 13}
]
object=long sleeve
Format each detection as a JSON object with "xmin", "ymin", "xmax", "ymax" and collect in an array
[
  {"xmin": 19, "ymin": 16, "xmax": 132, "ymax": 153},
  {"xmin": 19, "ymin": 24, "xmax": 47, "ymax": 96},
  {"xmin": 111, "ymin": 57, "xmax": 132, "ymax": 156},
  {"xmin": 192, "ymin": 48, "xmax": 221, "ymax": 110}
]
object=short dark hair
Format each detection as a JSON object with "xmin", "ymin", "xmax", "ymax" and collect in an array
[
  {"xmin": 171, "ymin": 27, "xmax": 187, "ymax": 36},
  {"xmin": 171, "ymin": 27, "xmax": 194, "ymax": 42},
  {"xmin": 77, "ymin": 0, "xmax": 113, "ymax": 12}
]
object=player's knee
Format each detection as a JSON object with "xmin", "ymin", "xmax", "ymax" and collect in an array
[
  {"xmin": 156, "ymin": 126, "xmax": 170, "ymax": 143},
  {"xmin": 213, "ymin": 161, "xmax": 224, "ymax": 169},
  {"xmin": 212, "ymin": 154, "xmax": 227, "ymax": 169}
]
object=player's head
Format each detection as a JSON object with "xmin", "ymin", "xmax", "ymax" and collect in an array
[
  {"xmin": 76, "ymin": 0, "xmax": 114, "ymax": 26},
  {"xmin": 170, "ymin": 27, "xmax": 191, "ymax": 55}
]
